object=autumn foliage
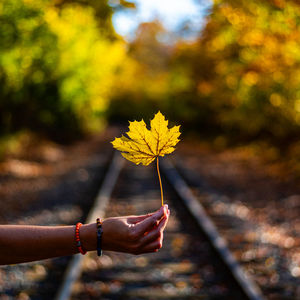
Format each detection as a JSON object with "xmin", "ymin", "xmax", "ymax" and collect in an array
[
  {"xmin": 0, "ymin": 0, "xmax": 126, "ymax": 140},
  {"xmin": 109, "ymin": 0, "xmax": 300, "ymax": 152},
  {"xmin": 112, "ymin": 111, "xmax": 180, "ymax": 166},
  {"xmin": 189, "ymin": 0, "xmax": 300, "ymax": 141},
  {"xmin": 112, "ymin": 111, "xmax": 181, "ymax": 206},
  {"xmin": 1, "ymin": 0, "xmax": 300, "ymax": 160}
]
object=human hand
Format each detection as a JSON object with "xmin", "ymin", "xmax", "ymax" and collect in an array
[{"xmin": 102, "ymin": 205, "xmax": 170, "ymax": 255}]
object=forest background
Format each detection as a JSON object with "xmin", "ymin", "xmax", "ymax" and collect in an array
[{"xmin": 1, "ymin": 0, "xmax": 300, "ymax": 173}]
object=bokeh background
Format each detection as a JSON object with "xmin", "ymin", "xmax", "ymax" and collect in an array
[
  {"xmin": 1, "ymin": 1, "xmax": 300, "ymax": 298},
  {"xmin": 1, "ymin": 0, "xmax": 299, "ymax": 168}
]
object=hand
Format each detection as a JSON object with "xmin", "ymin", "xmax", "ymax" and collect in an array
[{"xmin": 102, "ymin": 205, "xmax": 170, "ymax": 255}]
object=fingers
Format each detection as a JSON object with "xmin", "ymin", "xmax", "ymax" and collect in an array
[
  {"xmin": 140, "ymin": 239, "xmax": 162, "ymax": 254},
  {"xmin": 101, "ymin": 207, "xmax": 170, "ymax": 254},
  {"xmin": 127, "ymin": 213, "xmax": 154, "ymax": 224},
  {"xmin": 139, "ymin": 213, "xmax": 169, "ymax": 247},
  {"xmin": 124, "ymin": 205, "xmax": 170, "ymax": 255},
  {"xmin": 134, "ymin": 205, "xmax": 168, "ymax": 236},
  {"xmin": 128, "ymin": 205, "xmax": 168, "ymax": 225},
  {"xmin": 159, "ymin": 213, "xmax": 169, "ymax": 232},
  {"xmin": 139, "ymin": 214, "xmax": 170, "ymax": 254}
]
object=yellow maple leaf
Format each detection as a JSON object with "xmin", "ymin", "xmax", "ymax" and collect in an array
[{"xmin": 111, "ymin": 111, "xmax": 181, "ymax": 206}]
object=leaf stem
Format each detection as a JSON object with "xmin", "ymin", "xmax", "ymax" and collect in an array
[{"xmin": 156, "ymin": 157, "xmax": 164, "ymax": 206}]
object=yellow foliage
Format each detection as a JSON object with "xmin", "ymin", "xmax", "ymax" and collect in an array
[
  {"xmin": 269, "ymin": 93, "xmax": 282, "ymax": 107},
  {"xmin": 112, "ymin": 111, "xmax": 181, "ymax": 166},
  {"xmin": 295, "ymin": 100, "xmax": 300, "ymax": 113},
  {"xmin": 112, "ymin": 112, "xmax": 181, "ymax": 206},
  {"xmin": 243, "ymin": 71, "xmax": 259, "ymax": 86},
  {"xmin": 44, "ymin": 4, "xmax": 127, "ymax": 131}
]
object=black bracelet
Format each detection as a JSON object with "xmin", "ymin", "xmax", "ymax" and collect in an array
[{"xmin": 96, "ymin": 218, "xmax": 103, "ymax": 256}]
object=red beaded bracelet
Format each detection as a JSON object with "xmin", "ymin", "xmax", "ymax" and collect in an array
[
  {"xmin": 75, "ymin": 222, "xmax": 87, "ymax": 255},
  {"xmin": 96, "ymin": 218, "xmax": 103, "ymax": 256}
]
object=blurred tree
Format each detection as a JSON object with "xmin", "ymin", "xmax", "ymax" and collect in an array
[
  {"xmin": 108, "ymin": 0, "xmax": 300, "ymax": 151},
  {"xmin": 0, "ymin": 0, "xmax": 127, "ymax": 141},
  {"xmin": 54, "ymin": 0, "xmax": 136, "ymax": 39},
  {"xmin": 0, "ymin": 0, "xmax": 62, "ymax": 136},
  {"xmin": 171, "ymin": 0, "xmax": 300, "ymax": 143},
  {"xmin": 45, "ymin": 4, "xmax": 127, "ymax": 134},
  {"xmin": 2, "ymin": 0, "xmax": 300, "ymax": 152},
  {"xmin": 108, "ymin": 20, "xmax": 173, "ymax": 122},
  {"xmin": 129, "ymin": 21, "xmax": 170, "ymax": 73}
]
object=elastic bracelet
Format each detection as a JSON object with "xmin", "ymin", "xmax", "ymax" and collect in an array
[
  {"xmin": 75, "ymin": 222, "xmax": 87, "ymax": 255},
  {"xmin": 96, "ymin": 218, "xmax": 103, "ymax": 256}
]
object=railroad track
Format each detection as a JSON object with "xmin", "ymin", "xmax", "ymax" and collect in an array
[
  {"xmin": 1, "ymin": 146, "xmax": 297, "ymax": 299},
  {"xmin": 54, "ymin": 152, "xmax": 264, "ymax": 300}
]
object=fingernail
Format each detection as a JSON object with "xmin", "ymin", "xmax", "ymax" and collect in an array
[{"xmin": 164, "ymin": 204, "xmax": 168, "ymax": 213}]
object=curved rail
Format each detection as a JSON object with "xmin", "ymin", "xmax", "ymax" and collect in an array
[
  {"xmin": 55, "ymin": 154, "xmax": 265, "ymax": 300},
  {"xmin": 160, "ymin": 159, "xmax": 265, "ymax": 300},
  {"xmin": 55, "ymin": 152, "xmax": 124, "ymax": 300}
]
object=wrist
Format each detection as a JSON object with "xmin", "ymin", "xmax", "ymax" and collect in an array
[
  {"xmin": 80, "ymin": 223, "xmax": 97, "ymax": 252},
  {"xmin": 100, "ymin": 219, "xmax": 109, "ymax": 251}
]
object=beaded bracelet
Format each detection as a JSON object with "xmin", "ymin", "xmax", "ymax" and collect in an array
[
  {"xmin": 75, "ymin": 222, "xmax": 87, "ymax": 255},
  {"xmin": 96, "ymin": 218, "xmax": 103, "ymax": 256}
]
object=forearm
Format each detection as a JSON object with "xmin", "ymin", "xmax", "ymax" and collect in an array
[
  {"xmin": 0, "ymin": 224, "xmax": 97, "ymax": 265},
  {"xmin": 0, "ymin": 206, "xmax": 169, "ymax": 265}
]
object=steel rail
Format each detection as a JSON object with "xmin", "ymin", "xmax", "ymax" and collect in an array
[
  {"xmin": 161, "ymin": 158, "xmax": 265, "ymax": 300},
  {"xmin": 55, "ymin": 151, "xmax": 124, "ymax": 300},
  {"xmin": 55, "ymin": 153, "xmax": 265, "ymax": 300}
]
